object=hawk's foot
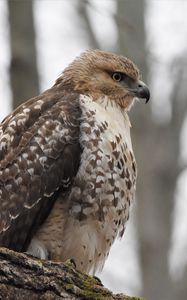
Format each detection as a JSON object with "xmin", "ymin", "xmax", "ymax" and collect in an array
[
  {"xmin": 93, "ymin": 276, "xmax": 103, "ymax": 286},
  {"xmin": 64, "ymin": 258, "xmax": 77, "ymax": 269}
]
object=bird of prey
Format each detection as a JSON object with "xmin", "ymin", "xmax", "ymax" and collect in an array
[{"xmin": 0, "ymin": 50, "xmax": 150, "ymax": 274}]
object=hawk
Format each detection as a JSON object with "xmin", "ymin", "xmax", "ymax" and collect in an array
[{"xmin": 0, "ymin": 50, "xmax": 150, "ymax": 274}]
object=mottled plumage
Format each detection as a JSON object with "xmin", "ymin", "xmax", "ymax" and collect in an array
[{"xmin": 0, "ymin": 50, "xmax": 150, "ymax": 274}]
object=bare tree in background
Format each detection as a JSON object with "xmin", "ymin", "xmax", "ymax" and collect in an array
[
  {"xmin": 170, "ymin": 58, "xmax": 187, "ymax": 300},
  {"xmin": 8, "ymin": 0, "xmax": 39, "ymax": 109},
  {"xmin": 76, "ymin": 0, "xmax": 100, "ymax": 49}
]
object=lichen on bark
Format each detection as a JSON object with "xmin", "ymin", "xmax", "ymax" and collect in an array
[{"xmin": 0, "ymin": 247, "xmax": 143, "ymax": 300}]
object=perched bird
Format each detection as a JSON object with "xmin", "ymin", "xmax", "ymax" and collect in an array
[{"xmin": 0, "ymin": 50, "xmax": 150, "ymax": 274}]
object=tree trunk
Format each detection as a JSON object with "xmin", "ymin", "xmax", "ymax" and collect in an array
[
  {"xmin": 8, "ymin": 0, "xmax": 39, "ymax": 109},
  {"xmin": 76, "ymin": 0, "xmax": 100, "ymax": 49},
  {"xmin": 0, "ymin": 247, "xmax": 142, "ymax": 300}
]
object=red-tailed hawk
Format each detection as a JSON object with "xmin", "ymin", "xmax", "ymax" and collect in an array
[{"xmin": 0, "ymin": 50, "xmax": 150, "ymax": 274}]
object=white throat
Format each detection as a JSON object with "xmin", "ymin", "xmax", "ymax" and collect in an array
[{"xmin": 80, "ymin": 95, "xmax": 133, "ymax": 151}]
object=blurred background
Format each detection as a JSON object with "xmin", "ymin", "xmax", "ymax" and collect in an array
[{"xmin": 0, "ymin": 0, "xmax": 187, "ymax": 299}]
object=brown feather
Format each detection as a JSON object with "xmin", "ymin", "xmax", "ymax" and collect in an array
[{"xmin": 0, "ymin": 89, "xmax": 81, "ymax": 250}]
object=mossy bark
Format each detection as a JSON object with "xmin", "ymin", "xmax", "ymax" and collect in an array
[{"xmin": 0, "ymin": 247, "xmax": 143, "ymax": 300}]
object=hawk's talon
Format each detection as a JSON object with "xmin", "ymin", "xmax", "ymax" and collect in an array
[
  {"xmin": 64, "ymin": 258, "xmax": 77, "ymax": 269},
  {"xmin": 93, "ymin": 276, "xmax": 103, "ymax": 286},
  {"xmin": 70, "ymin": 258, "xmax": 77, "ymax": 269}
]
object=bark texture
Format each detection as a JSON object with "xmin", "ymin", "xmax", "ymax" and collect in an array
[{"xmin": 0, "ymin": 247, "xmax": 143, "ymax": 300}]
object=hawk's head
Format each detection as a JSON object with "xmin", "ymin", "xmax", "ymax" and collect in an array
[{"xmin": 57, "ymin": 49, "xmax": 150, "ymax": 110}]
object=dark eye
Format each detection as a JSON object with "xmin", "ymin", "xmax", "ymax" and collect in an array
[{"xmin": 112, "ymin": 72, "xmax": 123, "ymax": 82}]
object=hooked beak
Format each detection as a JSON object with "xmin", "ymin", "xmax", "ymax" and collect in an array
[
  {"xmin": 129, "ymin": 80, "xmax": 150, "ymax": 103},
  {"xmin": 136, "ymin": 80, "xmax": 150, "ymax": 103}
]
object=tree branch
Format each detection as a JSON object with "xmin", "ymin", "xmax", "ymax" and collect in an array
[{"xmin": 0, "ymin": 247, "xmax": 143, "ymax": 300}]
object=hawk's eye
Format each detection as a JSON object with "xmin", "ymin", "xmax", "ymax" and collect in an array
[{"xmin": 112, "ymin": 72, "xmax": 123, "ymax": 82}]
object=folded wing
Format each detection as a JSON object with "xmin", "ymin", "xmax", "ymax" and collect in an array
[{"xmin": 0, "ymin": 88, "xmax": 81, "ymax": 251}]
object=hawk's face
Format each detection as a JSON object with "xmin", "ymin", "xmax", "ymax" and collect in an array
[{"xmin": 59, "ymin": 50, "xmax": 150, "ymax": 110}]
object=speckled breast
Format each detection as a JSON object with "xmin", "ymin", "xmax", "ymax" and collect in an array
[{"xmin": 68, "ymin": 95, "xmax": 137, "ymax": 238}]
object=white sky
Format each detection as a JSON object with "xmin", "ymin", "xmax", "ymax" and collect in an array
[
  {"xmin": 1, "ymin": 0, "xmax": 187, "ymax": 295},
  {"xmin": 0, "ymin": 0, "xmax": 11, "ymax": 121}
]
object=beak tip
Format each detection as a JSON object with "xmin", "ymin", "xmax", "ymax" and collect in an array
[
  {"xmin": 143, "ymin": 87, "xmax": 150, "ymax": 104},
  {"xmin": 145, "ymin": 96, "xmax": 150, "ymax": 104}
]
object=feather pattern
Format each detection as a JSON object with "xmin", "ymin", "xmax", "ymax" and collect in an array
[
  {"xmin": 35, "ymin": 95, "xmax": 137, "ymax": 274},
  {"xmin": 0, "ymin": 49, "xmax": 149, "ymax": 274},
  {"xmin": 0, "ymin": 88, "xmax": 81, "ymax": 250}
]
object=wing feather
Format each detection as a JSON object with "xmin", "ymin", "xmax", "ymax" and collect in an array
[{"xmin": 0, "ymin": 88, "xmax": 82, "ymax": 251}]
